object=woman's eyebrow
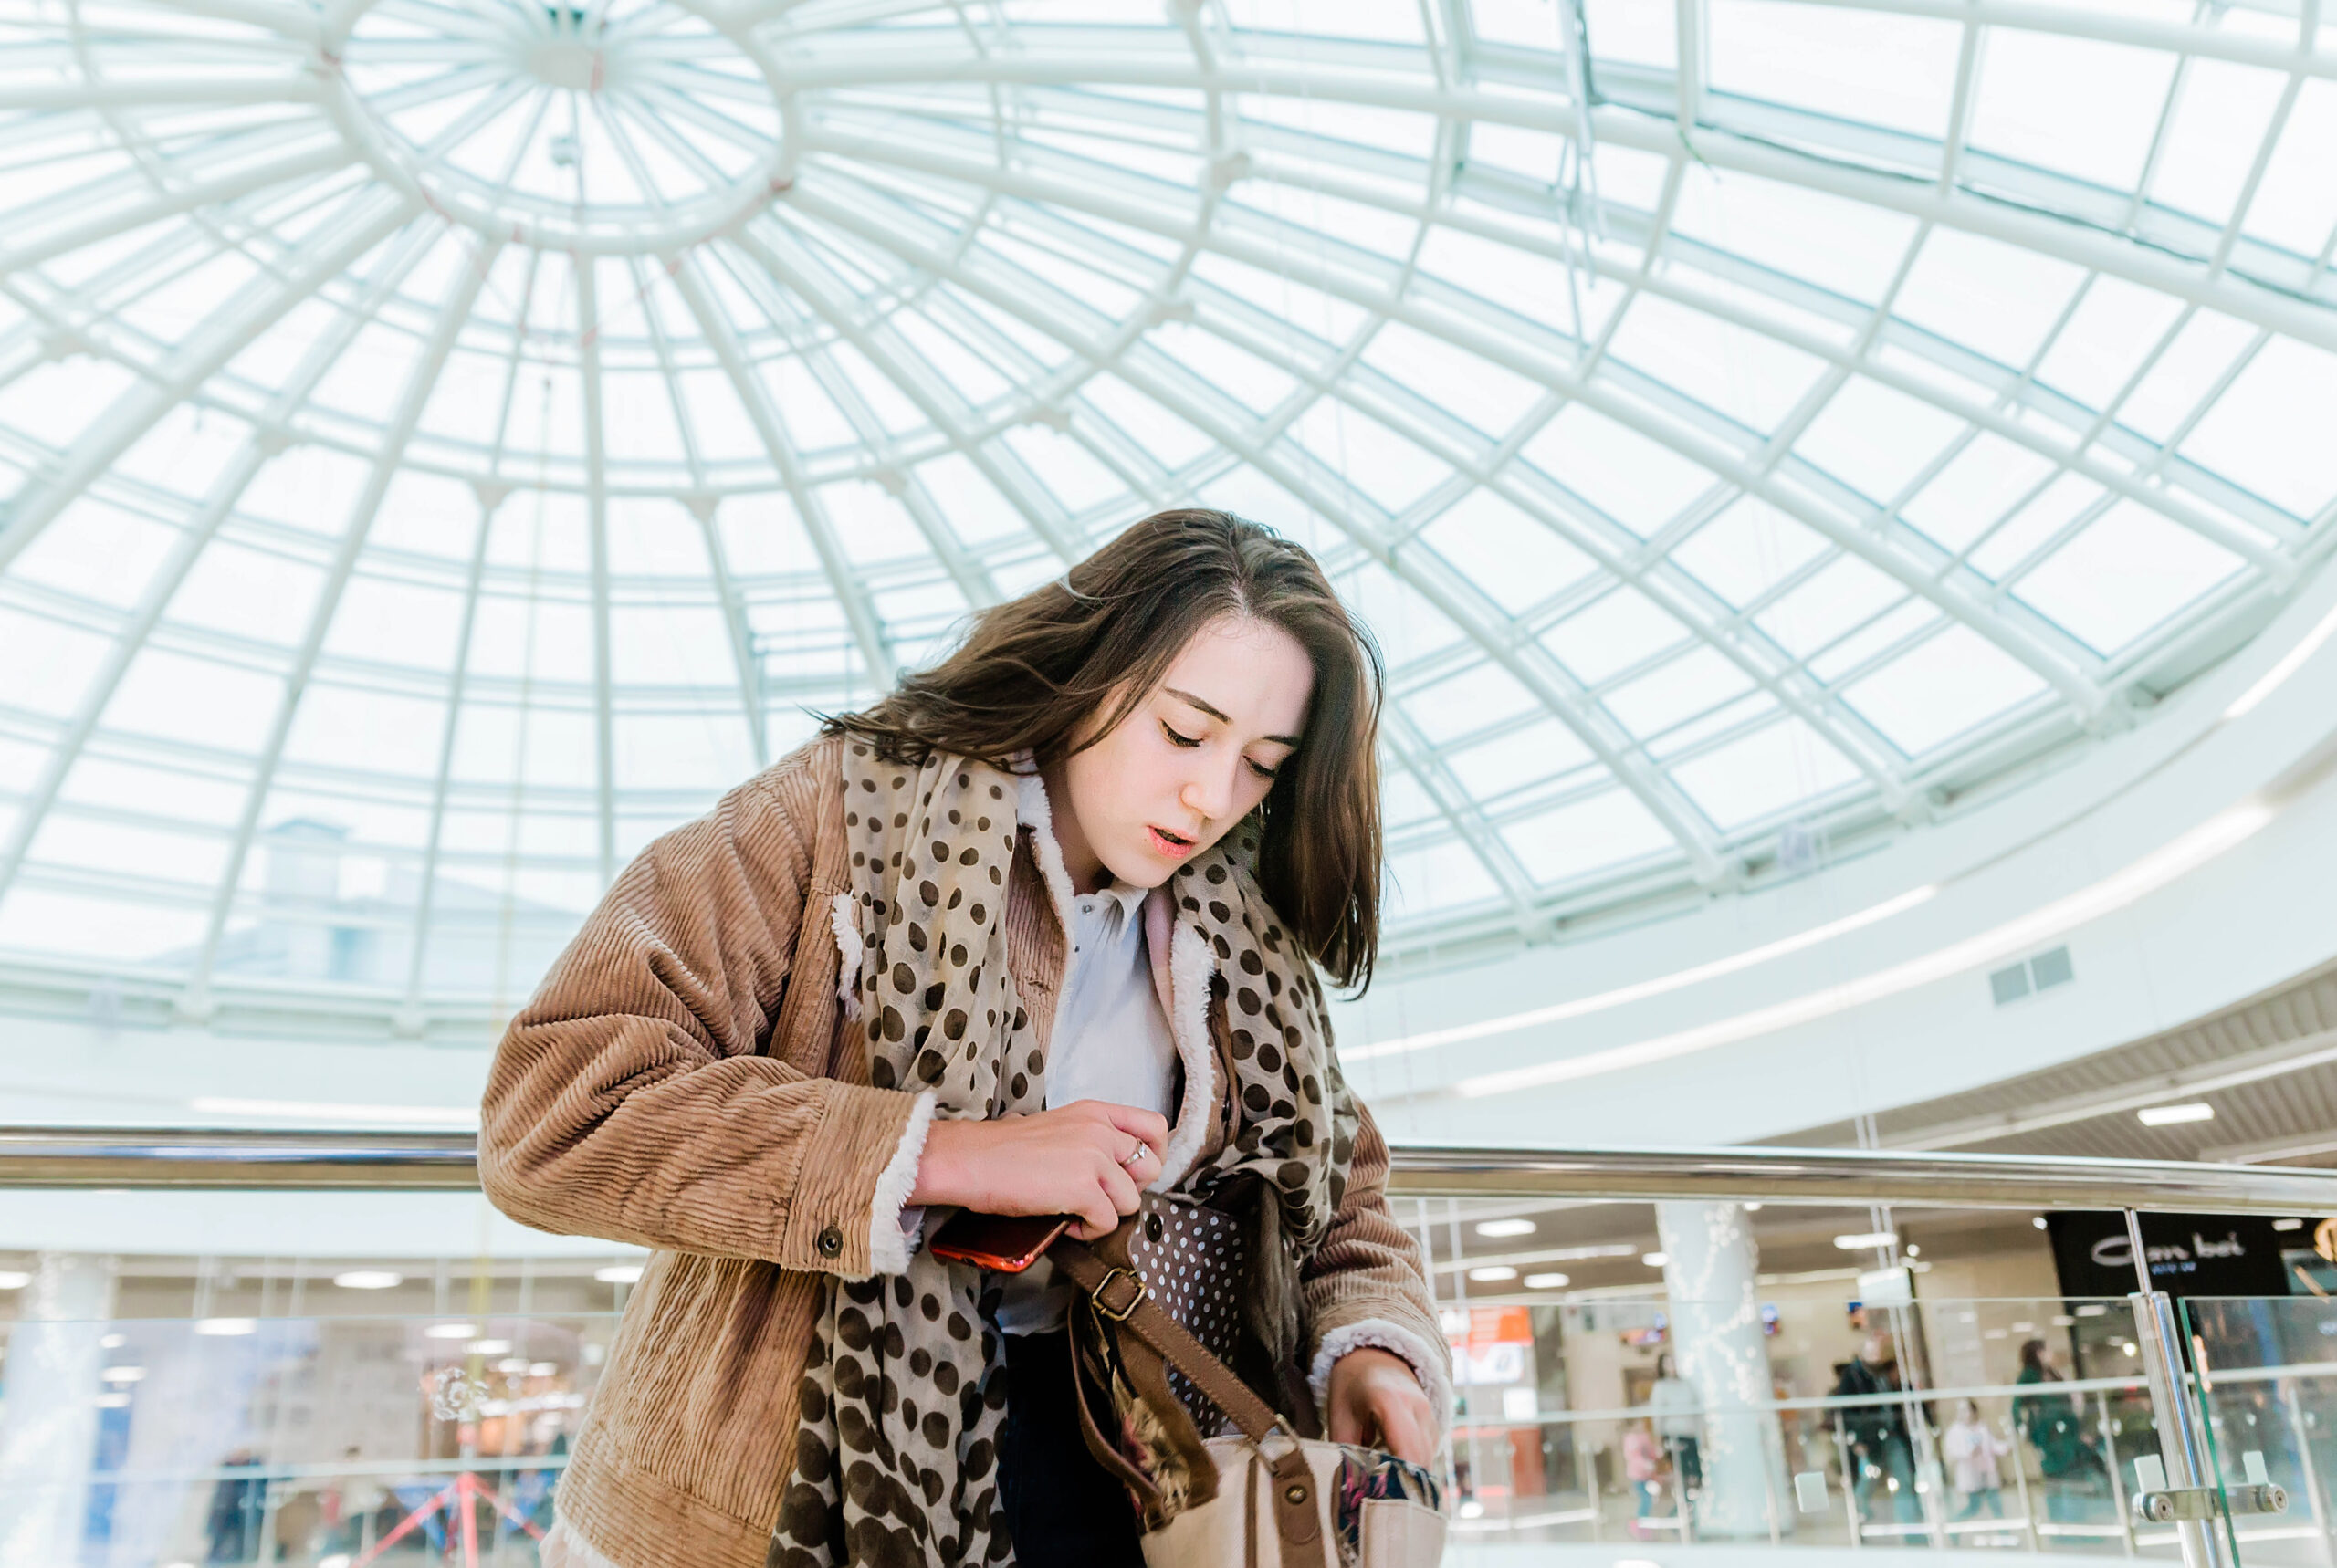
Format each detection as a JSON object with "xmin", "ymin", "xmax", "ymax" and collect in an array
[{"xmin": 1164, "ymin": 686, "xmax": 1301, "ymax": 747}]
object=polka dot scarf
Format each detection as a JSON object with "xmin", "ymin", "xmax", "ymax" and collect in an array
[{"xmin": 770, "ymin": 744, "xmax": 1357, "ymax": 1567}]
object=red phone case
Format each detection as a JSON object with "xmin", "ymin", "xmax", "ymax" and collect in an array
[{"xmin": 927, "ymin": 1210, "xmax": 1074, "ymax": 1272}]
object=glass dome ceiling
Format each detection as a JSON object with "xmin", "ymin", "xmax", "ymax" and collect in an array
[{"xmin": 0, "ymin": 0, "xmax": 2332, "ymax": 1029}]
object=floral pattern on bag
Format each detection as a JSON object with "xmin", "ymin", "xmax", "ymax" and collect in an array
[{"xmin": 1332, "ymin": 1445, "xmax": 1444, "ymax": 1567}]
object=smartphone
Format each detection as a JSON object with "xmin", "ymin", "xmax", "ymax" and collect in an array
[{"xmin": 927, "ymin": 1210, "xmax": 1074, "ymax": 1272}]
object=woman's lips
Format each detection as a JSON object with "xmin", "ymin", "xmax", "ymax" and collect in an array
[{"xmin": 1147, "ymin": 825, "xmax": 1197, "ymax": 859}]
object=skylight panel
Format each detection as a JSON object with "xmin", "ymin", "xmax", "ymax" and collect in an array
[
  {"xmin": 1671, "ymin": 168, "xmax": 1920, "ymax": 308},
  {"xmin": 615, "ymin": 713, "xmax": 758, "ymax": 793},
  {"xmin": 1802, "ymin": 599, "xmax": 1935, "ymax": 685},
  {"xmin": 1465, "ymin": 122, "xmax": 1568, "ymax": 185},
  {"xmin": 466, "ymin": 592, "xmax": 594, "ymax": 683},
  {"xmin": 2177, "ymin": 337, "xmax": 2337, "ymax": 521},
  {"xmin": 1967, "ymin": 473, "xmax": 2102, "ymax": 582},
  {"xmin": 1141, "ymin": 321, "xmax": 1299, "ymax": 414},
  {"xmin": 1471, "ymin": 0, "xmax": 1568, "ymax": 50},
  {"xmin": 11, "ymin": 497, "xmax": 177, "ymax": 611},
  {"xmin": 1542, "ymin": 586, "xmax": 1691, "ymax": 685},
  {"xmin": 102, "ymin": 648, "xmax": 282, "ymax": 754},
  {"xmin": 1707, "ymin": 0, "xmax": 1960, "ymax": 141},
  {"xmin": 611, "ymin": 602, "xmax": 739, "ymax": 687},
  {"xmin": 325, "ymin": 575, "xmax": 469, "ymax": 672},
  {"xmin": 1600, "ymin": 292, "xmax": 1829, "ymax": 435},
  {"xmin": 164, "ymin": 540, "xmax": 324, "ymax": 648},
  {"xmin": 1001, "ymin": 425, "xmax": 1128, "ymax": 514},
  {"xmin": 1383, "ymin": 840, "xmax": 1503, "ymax": 919},
  {"xmin": 911, "ymin": 454, "xmax": 1030, "ymax": 546},
  {"xmin": 284, "ymin": 685, "xmax": 448, "ymax": 779},
  {"xmin": 2012, "ymin": 499, "xmax": 2244, "ymax": 655},
  {"xmin": 823, "ymin": 478, "xmax": 930, "ymax": 565},
  {"xmin": 0, "ymin": 355, "xmax": 137, "ymax": 449},
  {"xmin": 1443, "ymin": 718, "xmax": 1596, "ymax": 801},
  {"xmin": 1755, "ymin": 553, "xmax": 1902, "ymax": 659},
  {"xmin": 1414, "ymin": 488, "xmax": 1598, "ymax": 617},
  {"xmin": 1605, "ymin": 646, "xmax": 1756, "ymax": 738},
  {"xmin": 1334, "ymin": 557, "xmax": 1466, "ymax": 666},
  {"xmin": 603, "ymin": 369, "xmax": 689, "ymax": 464},
  {"xmin": 1078, "ymin": 373, "xmax": 1216, "ymax": 470},
  {"xmin": 1581, "ymin": 0, "xmax": 1676, "ymax": 68},
  {"xmin": 1286, "ymin": 399, "xmax": 1452, "ymax": 517},
  {"xmin": 1361, "ymin": 321, "xmax": 1544, "ymax": 439},
  {"xmin": 1521, "ymin": 402, "xmax": 1718, "ymax": 535},
  {"xmin": 58, "ymin": 757, "xmax": 247, "ymax": 828},
  {"xmin": 0, "ymin": 890, "xmax": 203, "ymax": 967},
  {"xmin": 754, "ymin": 356, "xmax": 857, "ymax": 450},
  {"xmin": 1842, "ymin": 623, "xmax": 2047, "ymax": 755},
  {"xmin": 0, "ymin": 607, "xmax": 108, "ymax": 720},
  {"xmin": 1224, "ymin": 0, "xmax": 1427, "ymax": 43},
  {"xmin": 1669, "ymin": 497, "xmax": 1829, "ymax": 608},
  {"xmin": 1900, "ymin": 433, "xmax": 2058, "ymax": 554},
  {"xmin": 1890, "ymin": 228, "xmax": 2088, "ymax": 374},
  {"xmin": 2240, "ymin": 80, "xmax": 2337, "ymax": 257},
  {"xmin": 1188, "ymin": 252, "xmax": 1365, "ymax": 346},
  {"xmin": 1967, "ymin": 28, "xmax": 2178, "ymax": 194},
  {"xmin": 2113, "ymin": 310, "xmax": 2255, "ymax": 444},
  {"xmin": 1671, "ymin": 717, "xmax": 1860, "ymax": 830},
  {"xmin": 1404, "ymin": 660, "xmax": 1542, "ymax": 746},
  {"xmin": 2147, "ymin": 58, "xmax": 2286, "ymax": 227},
  {"xmin": 1791, "ymin": 377, "xmax": 1965, "ymax": 507},
  {"xmin": 1504, "ymin": 788, "xmax": 1678, "ymax": 883},
  {"xmin": 1224, "ymin": 177, "xmax": 1421, "ymax": 262}
]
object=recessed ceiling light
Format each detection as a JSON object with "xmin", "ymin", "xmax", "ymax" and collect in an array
[
  {"xmin": 467, "ymin": 1339, "xmax": 514, "ymax": 1355},
  {"xmin": 1524, "ymin": 1273, "xmax": 1571, "ymax": 1290},
  {"xmin": 424, "ymin": 1322, "xmax": 477, "ymax": 1340},
  {"xmin": 2138, "ymin": 1103, "xmax": 2215, "ymax": 1126},
  {"xmin": 1904, "ymin": 1244, "xmax": 1921, "ymax": 1258},
  {"xmin": 1474, "ymin": 1218, "xmax": 1536, "ymax": 1239},
  {"xmin": 1469, "ymin": 1266, "xmax": 1518, "ymax": 1282},
  {"xmin": 100, "ymin": 1333, "xmax": 125, "ymax": 1348},
  {"xmin": 1642, "ymin": 1252, "xmax": 1669, "ymax": 1268},
  {"xmin": 333, "ymin": 1270, "xmax": 403, "ymax": 1291},
  {"xmin": 0, "ymin": 1270, "xmax": 30, "ymax": 1290},
  {"xmin": 194, "ymin": 1318, "xmax": 255, "ymax": 1336},
  {"xmin": 2033, "ymin": 1216, "xmax": 2049, "ymax": 1230},
  {"xmin": 100, "ymin": 1365, "xmax": 146, "ymax": 1384},
  {"xmin": 1833, "ymin": 1231, "xmax": 1897, "ymax": 1249},
  {"xmin": 2274, "ymin": 1218, "xmax": 2305, "ymax": 1232},
  {"xmin": 594, "ymin": 1263, "xmax": 645, "ymax": 1285}
]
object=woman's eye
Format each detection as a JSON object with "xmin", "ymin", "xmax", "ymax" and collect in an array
[
  {"xmin": 1161, "ymin": 722, "xmax": 1201, "ymax": 748},
  {"xmin": 1247, "ymin": 758, "xmax": 1280, "ymax": 780}
]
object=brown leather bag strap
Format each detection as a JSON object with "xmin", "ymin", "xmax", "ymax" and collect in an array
[
  {"xmin": 1053, "ymin": 1236, "xmax": 1328, "ymax": 1568},
  {"xmin": 1060, "ymin": 1322, "xmax": 1173, "ymax": 1521}
]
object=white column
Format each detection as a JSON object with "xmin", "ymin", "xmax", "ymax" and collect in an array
[
  {"xmin": 1657, "ymin": 1201, "xmax": 1787, "ymax": 1538},
  {"xmin": 0, "ymin": 1251, "xmax": 117, "ymax": 1563}
]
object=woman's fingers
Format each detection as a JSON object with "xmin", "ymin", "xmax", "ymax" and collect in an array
[{"xmin": 1085, "ymin": 1100, "xmax": 1169, "ymax": 1161}]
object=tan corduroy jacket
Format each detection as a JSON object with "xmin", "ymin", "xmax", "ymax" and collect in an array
[{"xmin": 479, "ymin": 736, "xmax": 1448, "ymax": 1568}]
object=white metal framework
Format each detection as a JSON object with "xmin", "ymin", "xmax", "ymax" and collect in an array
[{"xmin": 0, "ymin": 0, "xmax": 2332, "ymax": 1031}]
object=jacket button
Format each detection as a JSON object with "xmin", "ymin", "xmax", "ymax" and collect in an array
[{"xmin": 817, "ymin": 1225, "xmax": 844, "ymax": 1258}]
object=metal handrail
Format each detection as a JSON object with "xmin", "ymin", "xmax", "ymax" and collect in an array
[{"xmin": 4, "ymin": 1125, "xmax": 2335, "ymax": 1213}]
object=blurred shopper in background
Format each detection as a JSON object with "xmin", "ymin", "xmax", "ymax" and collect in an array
[
  {"xmin": 2017, "ymin": 1338, "xmax": 2109, "ymax": 1524},
  {"xmin": 1943, "ymin": 1399, "xmax": 2012, "ymax": 1521},
  {"xmin": 1834, "ymin": 1333, "xmax": 1920, "ymax": 1525},
  {"xmin": 1650, "ymin": 1351, "xmax": 1704, "ymax": 1500}
]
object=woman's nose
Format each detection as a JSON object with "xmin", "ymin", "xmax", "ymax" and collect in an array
[{"xmin": 1180, "ymin": 764, "xmax": 1235, "ymax": 821}]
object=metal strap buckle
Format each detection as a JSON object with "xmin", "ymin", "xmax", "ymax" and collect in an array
[{"xmin": 1092, "ymin": 1267, "xmax": 1148, "ymax": 1322}]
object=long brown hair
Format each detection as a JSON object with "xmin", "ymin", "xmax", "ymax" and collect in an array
[{"xmin": 825, "ymin": 508, "xmax": 1384, "ymax": 990}]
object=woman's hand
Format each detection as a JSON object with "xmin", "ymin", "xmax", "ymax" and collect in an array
[
  {"xmin": 910, "ymin": 1100, "xmax": 1168, "ymax": 1239},
  {"xmin": 1325, "ymin": 1347, "xmax": 1437, "ymax": 1468}
]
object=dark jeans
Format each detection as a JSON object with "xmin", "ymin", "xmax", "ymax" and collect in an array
[{"xmin": 998, "ymin": 1331, "xmax": 1144, "ymax": 1567}]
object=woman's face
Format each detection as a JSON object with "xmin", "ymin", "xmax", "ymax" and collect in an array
[{"xmin": 1053, "ymin": 613, "xmax": 1313, "ymax": 891}]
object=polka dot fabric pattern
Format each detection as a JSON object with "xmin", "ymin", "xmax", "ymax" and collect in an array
[
  {"xmin": 776, "ymin": 744, "xmax": 1357, "ymax": 1566},
  {"xmin": 1127, "ymin": 1196, "xmax": 1251, "ymax": 1437}
]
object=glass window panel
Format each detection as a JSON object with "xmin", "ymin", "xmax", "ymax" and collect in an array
[
  {"xmin": 370, "ymin": 471, "xmax": 483, "ymax": 561},
  {"xmin": 1804, "ymin": 599, "xmax": 1937, "ymax": 683},
  {"xmin": 1443, "ymin": 718, "xmax": 1595, "ymax": 800},
  {"xmin": 1334, "ymin": 559, "xmax": 1467, "ymax": 667},
  {"xmin": 607, "ymin": 499, "xmax": 713, "ymax": 578},
  {"xmin": 1189, "ymin": 252, "xmax": 1366, "ymax": 346},
  {"xmin": 1671, "ymin": 497, "xmax": 1830, "ymax": 607},
  {"xmin": 1601, "ymin": 292, "xmax": 1828, "ymax": 434},
  {"xmin": 1605, "ymin": 646, "xmax": 1756, "ymax": 737},
  {"xmin": 1360, "ymin": 322, "xmax": 1545, "ymax": 438},
  {"xmin": 1002, "ymin": 426, "xmax": 1127, "ymax": 513},
  {"xmin": 1472, "ymin": 0, "xmax": 1568, "ymax": 49},
  {"xmin": 1591, "ymin": 142, "xmax": 1675, "ymax": 214},
  {"xmin": 2032, "ymin": 275, "xmax": 2188, "ymax": 413},
  {"xmin": 1504, "ymin": 789, "xmax": 1678, "ymax": 883},
  {"xmin": 309, "ymin": 320, "xmax": 426, "ymax": 423},
  {"xmin": 1902, "ymin": 434, "xmax": 2059, "ymax": 553},
  {"xmin": 2114, "ymin": 309, "xmax": 2256, "ymax": 444},
  {"xmin": 11, "ymin": 497, "xmax": 179, "ymax": 610},
  {"xmin": 1141, "ymin": 322, "xmax": 1299, "ymax": 413},
  {"xmin": 2178, "ymin": 337, "xmax": 2337, "ymax": 520},
  {"xmin": 1968, "ymin": 29, "xmax": 2177, "ymax": 193},
  {"xmin": 1793, "ymin": 377, "xmax": 1965, "ymax": 505},
  {"xmin": 1671, "ymin": 717, "xmax": 1861, "ymax": 829},
  {"xmin": 283, "ymin": 685, "xmax": 447, "ymax": 778},
  {"xmin": 1522, "ymin": 402, "xmax": 1717, "ymax": 533},
  {"xmin": 1078, "ymin": 374, "xmax": 1216, "ymax": 469},
  {"xmin": 1671, "ymin": 167, "xmax": 1922, "ymax": 306},
  {"xmin": 447, "ymin": 701, "xmax": 597, "ymax": 787},
  {"xmin": 1414, "ymin": 225, "xmax": 1627, "ymax": 341},
  {"xmin": 602, "ymin": 370, "xmax": 686, "ymax": 464},
  {"xmin": 1708, "ymin": 0, "xmax": 1961, "ymax": 139},
  {"xmin": 113, "ymin": 404, "xmax": 250, "ymax": 499},
  {"xmin": 101, "ymin": 649, "xmax": 281, "ymax": 754},
  {"xmin": 0, "ymin": 889, "xmax": 205, "ymax": 967},
  {"xmin": 1580, "ymin": 0, "xmax": 1676, "ymax": 67},
  {"xmin": 167, "ymin": 540, "xmax": 326, "ymax": 648},
  {"xmin": 1378, "ymin": 768, "xmax": 1441, "ymax": 831},
  {"xmin": 1415, "ymin": 487, "xmax": 1598, "ymax": 616},
  {"xmin": 2242, "ymin": 79, "xmax": 2337, "ymax": 257},
  {"xmin": 912, "ymin": 455, "xmax": 1029, "ymax": 545},
  {"xmin": 1285, "ymin": 399, "xmax": 1451, "ymax": 516},
  {"xmin": 466, "ymin": 593, "xmax": 593, "ymax": 682},
  {"xmin": 1843, "ymin": 623, "xmax": 2048, "ymax": 754},
  {"xmin": 2012, "ymin": 501, "xmax": 2244, "ymax": 654},
  {"xmin": 239, "ymin": 446, "xmax": 377, "ymax": 537},
  {"xmin": 613, "ymin": 713, "xmax": 756, "ymax": 793},
  {"xmin": 0, "ymin": 356, "xmax": 137, "ymax": 448},
  {"xmin": 0, "ymin": 608, "xmax": 110, "ymax": 718},
  {"xmin": 59, "ymin": 757, "xmax": 248, "ymax": 827},
  {"xmin": 1383, "ymin": 840, "xmax": 1503, "ymax": 920},
  {"xmin": 1969, "ymin": 472, "xmax": 2102, "ymax": 580},
  {"xmin": 673, "ymin": 367, "xmax": 766, "ymax": 462},
  {"xmin": 823, "ymin": 479, "xmax": 930, "ymax": 565},
  {"xmin": 28, "ymin": 812, "xmax": 228, "ymax": 888},
  {"xmin": 1542, "ymin": 587, "xmax": 1691, "ymax": 685},
  {"xmin": 756, "ymin": 356, "xmax": 857, "ymax": 450},
  {"xmin": 1464, "ymin": 123, "xmax": 1569, "ymax": 184},
  {"xmin": 1755, "ymin": 553, "xmax": 1903, "ymax": 658},
  {"xmin": 1892, "ymin": 228, "xmax": 2088, "ymax": 371},
  {"xmin": 610, "ymin": 603, "xmax": 739, "ymax": 687},
  {"xmin": 2149, "ymin": 58, "xmax": 2287, "ymax": 226},
  {"xmin": 1404, "ymin": 661, "xmax": 1542, "ymax": 745}
]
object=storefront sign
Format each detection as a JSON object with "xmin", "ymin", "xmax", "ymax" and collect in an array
[{"xmin": 2046, "ymin": 1212, "xmax": 2292, "ymax": 1299}]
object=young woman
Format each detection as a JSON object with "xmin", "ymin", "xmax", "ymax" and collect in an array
[{"xmin": 480, "ymin": 510, "xmax": 1449, "ymax": 1568}]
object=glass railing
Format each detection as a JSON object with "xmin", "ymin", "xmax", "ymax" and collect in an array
[{"xmin": 7, "ymin": 1128, "xmax": 2337, "ymax": 1566}]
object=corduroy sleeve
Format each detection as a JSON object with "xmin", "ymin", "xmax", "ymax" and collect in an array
[
  {"xmin": 478, "ymin": 758, "xmax": 924, "ymax": 1275},
  {"xmin": 1300, "ymin": 1102, "xmax": 1456, "ymax": 1431}
]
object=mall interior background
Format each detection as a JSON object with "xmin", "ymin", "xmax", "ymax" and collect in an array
[{"xmin": 2, "ymin": 0, "xmax": 2337, "ymax": 1562}]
